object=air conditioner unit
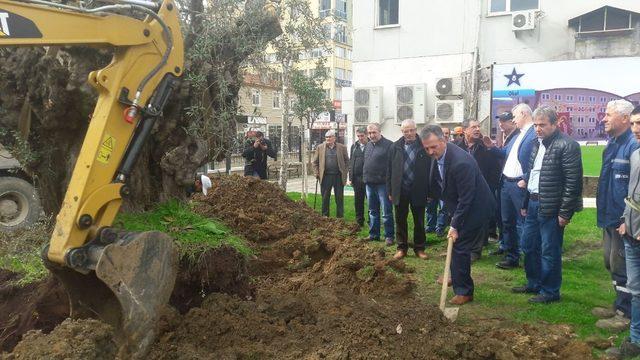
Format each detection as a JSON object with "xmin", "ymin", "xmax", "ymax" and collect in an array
[
  {"xmin": 354, "ymin": 87, "xmax": 382, "ymax": 124},
  {"xmin": 434, "ymin": 100, "xmax": 464, "ymax": 123},
  {"xmin": 435, "ymin": 77, "xmax": 462, "ymax": 97},
  {"xmin": 512, "ymin": 10, "xmax": 536, "ymax": 31},
  {"xmin": 395, "ymin": 84, "xmax": 427, "ymax": 124}
]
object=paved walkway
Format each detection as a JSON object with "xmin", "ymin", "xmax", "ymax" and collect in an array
[{"xmin": 284, "ymin": 176, "xmax": 597, "ymax": 209}]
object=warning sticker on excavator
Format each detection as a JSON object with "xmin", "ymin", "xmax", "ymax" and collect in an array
[{"xmin": 97, "ymin": 134, "xmax": 115, "ymax": 164}]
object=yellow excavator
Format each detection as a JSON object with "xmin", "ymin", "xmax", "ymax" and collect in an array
[{"xmin": 0, "ymin": 0, "xmax": 183, "ymax": 356}]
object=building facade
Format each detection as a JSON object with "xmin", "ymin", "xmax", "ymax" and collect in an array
[{"xmin": 345, "ymin": 0, "xmax": 640, "ymax": 142}]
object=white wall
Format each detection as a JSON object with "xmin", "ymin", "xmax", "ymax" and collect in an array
[
  {"xmin": 353, "ymin": 0, "xmax": 478, "ymax": 62},
  {"xmin": 347, "ymin": 53, "xmax": 473, "ymax": 141},
  {"xmin": 479, "ymin": 0, "xmax": 640, "ymax": 66}
]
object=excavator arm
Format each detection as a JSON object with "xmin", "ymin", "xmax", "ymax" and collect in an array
[{"xmin": 0, "ymin": 0, "xmax": 183, "ymax": 357}]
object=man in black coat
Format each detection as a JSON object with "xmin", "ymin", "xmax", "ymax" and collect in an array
[
  {"xmin": 348, "ymin": 127, "xmax": 368, "ymax": 227},
  {"xmin": 387, "ymin": 120, "xmax": 430, "ymax": 260},
  {"xmin": 515, "ymin": 106, "xmax": 583, "ymax": 304},
  {"xmin": 242, "ymin": 131, "xmax": 277, "ymax": 179},
  {"xmin": 455, "ymin": 119, "xmax": 502, "ymax": 260},
  {"xmin": 421, "ymin": 125, "xmax": 496, "ymax": 305}
]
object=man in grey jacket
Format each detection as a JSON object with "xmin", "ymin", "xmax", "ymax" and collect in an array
[
  {"xmin": 612, "ymin": 105, "xmax": 640, "ymax": 358},
  {"xmin": 362, "ymin": 123, "xmax": 394, "ymax": 244}
]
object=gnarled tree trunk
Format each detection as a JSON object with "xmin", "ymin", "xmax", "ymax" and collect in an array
[{"xmin": 0, "ymin": 1, "xmax": 281, "ymax": 214}]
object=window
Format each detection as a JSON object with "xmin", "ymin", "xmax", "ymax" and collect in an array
[
  {"xmin": 335, "ymin": 0, "xmax": 347, "ymax": 19},
  {"xmin": 566, "ymin": 95, "xmax": 574, "ymax": 101},
  {"xmin": 590, "ymin": 117, "xmax": 596, "ymax": 123},
  {"xmin": 345, "ymin": 48, "xmax": 352, "ymax": 60},
  {"xmin": 574, "ymin": 7, "xmax": 635, "ymax": 33},
  {"xmin": 334, "ymin": 68, "xmax": 346, "ymax": 80},
  {"xmin": 377, "ymin": 0, "xmax": 399, "ymax": 26},
  {"xmin": 541, "ymin": 93, "xmax": 550, "ymax": 100},
  {"xmin": 335, "ymin": 46, "xmax": 346, "ymax": 58},
  {"xmin": 310, "ymin": 48, "xmax": 323, "ymax": 58},
  {"xmin": 335, "ymin": 88, "xmax": 342, "ymax": 100},
  {"xmin": 578, "ymin": 95, "xmax": 586, "ymax": 102},
  {"xmin": 268, "ymin": 125, "xmax": 281, "ymax": 153},
  {"xmin": 488, "ymin": 0, "xmax": 539, "ymax": 15},
  {"xmin": 554, "ymin": 94, "xmax": 562, "ymax": 101},
  {"xmin": 272, "ymin": 91, "xmax": 281, "ymax": 109},
  {"xmin": 600, "ymin": 97, "xmax": 607, "ymax": 103},
  {"xmin": 319, "ymin": 0, "xmax": 331, "ymax": 18},
  {"xmin": 334, "ymin": 24, "xmax": 347, "ymax": 43},
  {"xmin": 567, "ymin": 107, "xmax": 573, "ymax": 111},
  {"xmin": 589, "ymin": 96, "xmax": 596, "ymax": 102},
  {"xmin": 346, "ymin": 70, "xmax": 352, "ymax": 81},
  {"xmin": 251, "ymin": 89, "xmax": 261, "ymax": 106},
  {"xmin": 322, "ymin": 24, "xmax": 332, "ymax": 40}
]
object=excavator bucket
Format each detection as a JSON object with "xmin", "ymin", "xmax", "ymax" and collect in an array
[{"xmin": 44, "ymin": 230, "xmax": 178, "ymax": 358}]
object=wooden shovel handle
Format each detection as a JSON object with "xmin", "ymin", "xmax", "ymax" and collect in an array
[{"xmin": 439, "ymin": 233, "xmax": 454, "ymax": 311}]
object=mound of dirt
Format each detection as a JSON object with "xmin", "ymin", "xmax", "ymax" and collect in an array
[
  {"xmin": 2, "ymin": 176, "xmax": 594, "ymax": 359},
  {"xmin": 4, "ymin": 318, "xmax": 116, "ymax": 360}
]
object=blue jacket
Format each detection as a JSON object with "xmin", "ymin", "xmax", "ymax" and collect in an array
[
  {"xmin": 597, "ymin": 128, "xmax": 639, "ymax": 228},
  {"xmin": 493, "ymin": 125, "xmax": 537, "ymax": 180}
]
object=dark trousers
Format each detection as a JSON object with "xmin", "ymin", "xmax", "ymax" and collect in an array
[
  {"xmin": 501, "ymin": 180, "xmax": 527, "ymax": 263},
  {"xmin": 426, "ymin": 200, "xmax": 448, "ymax": 231},
  {"xmin": 471, "ymin": 222, "xmax": 490, "ymax": 258},
  {"xmin": 321, "ymin": 173, "xmax": 344, "ymax": 218},
  {"xmin": 352, "ymin": 177, "xmax": 367, "ymax": 226},
  {"xmin": 395, "ymin": 193, "xmax": 426, "ymax": 252},
  {"xmin": 604, "ymin": 227, "xmax": 632, "ymax": 317},
  {"xmin": 452, "ymin": 224, "xmax": 487, "ymax": 296},
  {"xmin": 521, "ymin": 199, "xmax": 564, "ymax": 299}
]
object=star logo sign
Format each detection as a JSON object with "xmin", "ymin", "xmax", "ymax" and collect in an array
[{"xmin": 504, "ymin": 68, "xmax": 524, "ymax": 86}]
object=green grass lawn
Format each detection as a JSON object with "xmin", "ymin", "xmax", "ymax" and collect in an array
[
  {"xmin": 582, "ymin": 145, "xmax": 604, "ymax": 177},
  {"xmin": 291, "ymin": 192, "xmax": 619, "ymax": 347}
]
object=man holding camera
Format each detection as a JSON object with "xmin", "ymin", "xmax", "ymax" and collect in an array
[{"xmin": 242, "ymin": 130, "xmax": 276, "ymax": 179}]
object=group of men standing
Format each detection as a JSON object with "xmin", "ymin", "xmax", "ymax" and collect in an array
[
  {"xmin": 312, "ymin": 103, "xmax": 589, "ymax": 308},
  {"xmin": 245, "ymin": 99, "xmax": 640, "ymax": 357}
]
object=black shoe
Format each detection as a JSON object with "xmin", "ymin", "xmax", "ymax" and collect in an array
[
  {"xmin": 489, "ymin": 248, "xmax": 505, "ymax": 256},
  {"xmin": 528, "ymin": 294, "xmax": 560, "ymax": 304},
  {"xmin": 620, "ymin": 338, "xmax": 640, "ymax": 358},
  {"xmin": 511, "ymin": 286, "xmax": 539, "ymax": 294},
  {"xmin": 496, "ymin": 260, "xmax": 519, "ymax": 269}
]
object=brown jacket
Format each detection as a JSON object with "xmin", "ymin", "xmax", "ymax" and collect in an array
[{"xmin": 313, "ymin": 142, "xmax": 349, "ymax": 185}]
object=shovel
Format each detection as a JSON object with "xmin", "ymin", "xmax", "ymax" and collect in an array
[{"xmin": 439, "ymin": 233, "xmax": 459, "ymax": 321}]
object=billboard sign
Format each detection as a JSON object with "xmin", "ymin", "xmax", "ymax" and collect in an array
[{"xmin": 492, "ymin": 57, "xmax": 640, "ymax": 141}]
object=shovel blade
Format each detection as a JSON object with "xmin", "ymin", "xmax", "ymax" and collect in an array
[
  {"xmin": 442, "ymin": 307, "xmax": 459, "ymax": 322},
  {"xmin": 46, "ymin": 231, "xmax": 178, "ymax": 358}
]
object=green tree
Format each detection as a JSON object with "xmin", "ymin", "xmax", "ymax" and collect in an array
[
  {"xmin": 290, "ymin": 64, "xmax": 331, "ymax": 200},
  {"xmin": 267, "ymin": 0, "xmax": 329, "ymax": 190}
]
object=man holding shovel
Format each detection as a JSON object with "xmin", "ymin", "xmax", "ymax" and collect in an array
[{"xmin": 421, "ymin": 125, "xmax": 496, "ymax": 305}]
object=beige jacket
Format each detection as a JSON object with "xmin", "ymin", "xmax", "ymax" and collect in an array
[{"xmin": 313, "ymin": 142, "xmax": 349, "ymax": 185}]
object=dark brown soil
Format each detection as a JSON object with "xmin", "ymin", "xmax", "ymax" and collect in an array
[
  {"xmin": 2, "ymin": 175, "xmax": 594, "ymax": 359},
  {"xmin": 0, "ymin": 272, "xmax": 69, "ymax": 353},
  {"xmin": 170, "ymin": 246, "xmax": 254, "ymax": 314}
]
